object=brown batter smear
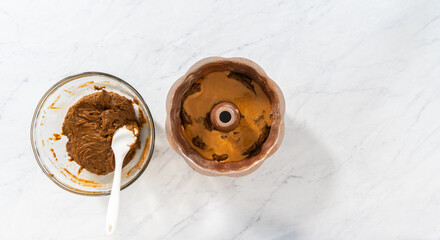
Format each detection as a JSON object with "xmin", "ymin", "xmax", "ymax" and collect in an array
[
  {"xmin": 181, "ymin": 71, "xmax": 272, "ymax": 162},
  {"xmin": 62, "ymin": 90, "xmax": 140, "ymax": 175},
  {"xmin": 50, "ymin": 148, "xmax": 57, "ymax": 161},
  {"xmin": 126, "ymin": 136, "xmax": 151, "ymax": 177},
  {"xmin": 53, "ymin": 133, "xmax": 62, "ymax": 140},
  {"xmin": 94, "ymin": 85, "xmax": 106, "ymax": 91},
  {"xmin": 138, "ymin": 107, "xmax": 147, "ymax": 126},
  {"xmin": 78, "ymin": 81, "xmax": 94, "ymax": 88},
  {"xmin": 49, "ymin": 133, "xmax": 62, "ymax": 141},
  {"xmin": 63, "ymin": 168, "xmax": 101, "ymax": 187},
  {"xmin": 49, "ymin": 95, "xmax": 61, "ymax": 109}
]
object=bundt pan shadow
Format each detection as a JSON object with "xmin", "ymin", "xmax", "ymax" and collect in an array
[{"xmin": 166, "ymin": 57, "xmax": 285, "ymax": 177}]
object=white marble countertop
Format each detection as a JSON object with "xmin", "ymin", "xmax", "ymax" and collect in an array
[{"xmin": 1, "ymin": 0, "xmax": 440, "ymax": 239}]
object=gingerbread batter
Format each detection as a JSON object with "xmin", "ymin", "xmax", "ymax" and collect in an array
[
  {"xmin": 62, "ymin": 90, "xmax": 140, "ymax": 175},
  {"xmin": 181, "ymin": 71, "xmax": 273, "ymax": 162}
]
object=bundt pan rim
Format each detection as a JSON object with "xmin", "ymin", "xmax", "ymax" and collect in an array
[{"xmin": 165, "ymin": 56, "xmax": 285, "ymax": 177}]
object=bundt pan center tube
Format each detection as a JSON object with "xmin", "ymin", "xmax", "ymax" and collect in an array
[{"xmin": 166, "ymin": 57, "xmax": 285, "ymax": 177}]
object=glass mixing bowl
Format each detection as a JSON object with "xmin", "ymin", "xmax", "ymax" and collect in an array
[{"xmin": 31, "ymin": 72, "xmax": 155, "ymax": 196}]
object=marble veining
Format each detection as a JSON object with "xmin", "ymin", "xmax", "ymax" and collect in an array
[{"xmin": 1, "ymin": 0, "xmax": 440, "ymax": 239}]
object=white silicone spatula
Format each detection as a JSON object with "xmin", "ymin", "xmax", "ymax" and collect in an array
[{"xmin": 106, "ymin": 125, "xmax": 138, "ymax": 235}]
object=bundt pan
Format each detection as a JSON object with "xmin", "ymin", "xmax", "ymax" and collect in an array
[{"xmin": 166, "ymin": 57, "xmax": 285, "ymax": 177}]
